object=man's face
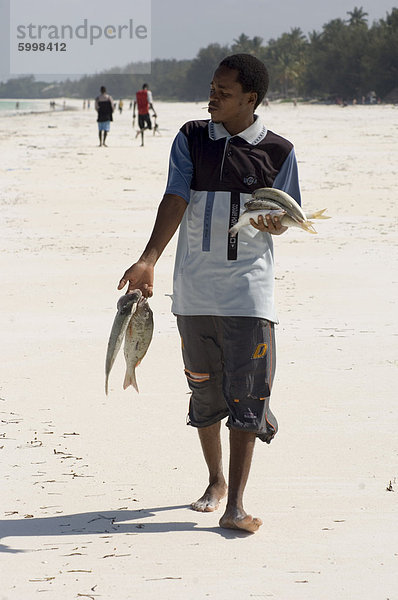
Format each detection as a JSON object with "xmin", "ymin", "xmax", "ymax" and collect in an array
[{"xmin": 208, "ymin": 66, "xmax": 256, "ymax": 124}]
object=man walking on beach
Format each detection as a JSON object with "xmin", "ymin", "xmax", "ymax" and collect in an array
[
  {"xmin": 95, "ymin": 86, "xmax": 114, "ymax": 147},
  {"xmin": 119, "ymin": 54, "xmax": 301, "ymax": 533},
  {"xmin": 133, "ymin": 83, "xmax": 157, "ymax": 146}
]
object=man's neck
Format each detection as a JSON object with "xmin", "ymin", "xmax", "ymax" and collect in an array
[{"xmin": 222, "ymin": 114, "xmax": 255, "ymax": 137}]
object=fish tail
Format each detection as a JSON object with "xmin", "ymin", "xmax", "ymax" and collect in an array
[
  {"xmin": 307, "ymin": 208, "xmax": 330, "ymax": 220},
  {"xmin": 123, "ymin": 370, "xmax": 139, "ymax": 393},
  {"xmin": 300, "ymin": 220, "xmax": 317, "ymax": 234}
]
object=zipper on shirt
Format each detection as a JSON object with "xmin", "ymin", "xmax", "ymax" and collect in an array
[{"xmin": 220, "ymin": 136, "xmax": 231, "ymax": 180}]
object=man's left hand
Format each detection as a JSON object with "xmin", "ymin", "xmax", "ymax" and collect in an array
[{"xmin": 249, "ymin": 214, "xmax": 288, "ymax": 235}]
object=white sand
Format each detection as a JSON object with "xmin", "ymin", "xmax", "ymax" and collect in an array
[{"xmin": 1, "ymin": 100, "xmax": 397, "ymax": 599}]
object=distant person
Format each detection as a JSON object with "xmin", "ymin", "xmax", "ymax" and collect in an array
[
  {"xmin": 133, "ymin": 83, "xmax": 157, "ymax": 146},
  {"xmin": 95, "ymin": 86, "xmax": 114, "ymax": 147},
  {"xmin": 118, "ymin": 99, "xmax": 124, "ymax": 114}
]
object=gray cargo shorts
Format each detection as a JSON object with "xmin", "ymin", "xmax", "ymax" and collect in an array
[{"xmin": 176, "ymin": 315, "xmax": 278, "ymax": 443}]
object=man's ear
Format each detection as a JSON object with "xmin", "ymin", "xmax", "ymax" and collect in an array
[{"xmin": 248, "ymin": 92, "xmax": 258, "ymax": 107}]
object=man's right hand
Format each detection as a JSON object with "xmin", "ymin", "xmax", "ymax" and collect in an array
[{"xmin": 118, "ymin": 260, "xmax": 154, "ymax": 297}]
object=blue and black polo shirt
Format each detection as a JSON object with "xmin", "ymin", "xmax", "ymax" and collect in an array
[{"xmin": 165, "ymin": 115, "xmax": 301, "ymax": 322}]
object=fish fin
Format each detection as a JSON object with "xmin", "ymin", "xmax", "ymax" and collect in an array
[
  {"xmin": 307, "ymin": 208, "xmax": 330, "ymax": 220},
  {"xmin": 228, "ymin": 225, "xmax": 239, "ymax": 236},
  {"xmin": 123, "ymin": 370, "xmax": 139, "ymax": 393},
  {"xmin": 301, "ymin": 220, "xmax": 317, "ymax": 234}
]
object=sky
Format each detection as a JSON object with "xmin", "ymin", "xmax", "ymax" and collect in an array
[
  {"xmin": 0, "ymin": 0, "xmax": 396, "ymax": 82},
  {"xmin": 150, "ymin": 0, "xmax": 396, "ymax": 60}
]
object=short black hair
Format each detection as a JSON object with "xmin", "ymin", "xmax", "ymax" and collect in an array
[
  {"xmin": 100, "ymin": 86, "xmax": 106, "ymax": 93},
  {"xmin": 218, "ymin": 54, "xmax": 269, "ymax": 109}
]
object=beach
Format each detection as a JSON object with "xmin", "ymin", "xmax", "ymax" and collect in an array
[{"xmin": 1, "ymin": 100, "xmax": 397, "ymax": 599}]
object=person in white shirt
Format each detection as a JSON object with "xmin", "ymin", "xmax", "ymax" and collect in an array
[{"xmin": 118, "ymin": 54, "xmax": 301, "ymax": 533}]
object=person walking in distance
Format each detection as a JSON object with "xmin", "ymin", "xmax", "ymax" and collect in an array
[
  {"xmin": 133, "ymin": 83, "xmax": 157, "ymax": 146},
  {"xmin": 95, "ymin": 86, "xmax": 114, "ymax": 147}
]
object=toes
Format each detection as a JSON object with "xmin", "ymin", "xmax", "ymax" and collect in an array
[
  {"xmin": 219, "ymin": 514, "xmax": 263, "ymax": 533},
  {"xmin": 191, "ymin": 498, "xmax": 219, "ymax": 513}
]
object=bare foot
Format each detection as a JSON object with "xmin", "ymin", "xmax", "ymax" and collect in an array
[
  {"xmin": 219, "ymin": 509, "xmax": 263, "ymax": 533},
  {"xmin": 191, "ymin": 481, "xmax": 227, "ymax": 512}
]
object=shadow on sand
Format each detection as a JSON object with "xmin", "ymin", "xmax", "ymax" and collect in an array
[{"xmin": 1, "ymin": 504, "xmax": 251, "ymax": 552}]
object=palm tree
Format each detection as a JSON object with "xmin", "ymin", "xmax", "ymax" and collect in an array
[
  {"xmin": 250, "ymin": 36, "xmax": 264, "ymax": 54},
  {"xmin": 232, "ymin": 34, "xmax": 264, "ymax": 55},
  {"xmin": 347, "ymin": 6, "xmax": 368, "ymax": 26},
  {"xmin": 231, "ymin": 34, "xmax": 252, "ymax": 53},
  {"xmin": 265, "ymin": 29, "xmax": 308, "ymax": 96},
  {"xmin": 308, "ymin": 30, "xmax": 322, "ymax": 44}
]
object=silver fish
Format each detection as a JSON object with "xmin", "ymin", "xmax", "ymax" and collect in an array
[
  {"xmin": 248, "ymin": 187, "xmax": 307, "ymax": 222},
  {"xmin": 123, "ymin": 297, "xmax": 154, "ymax": 393},
  {"xmin": 229, "ymin": 187, "xmax": 329, "ymax": 236},
  {"xmin": 105, "ymin": 290, "xmax": 142, "ymax": 395},
  {"xmin": 229, "ymin": 207, "xmax": 329, "ymax": 236}
]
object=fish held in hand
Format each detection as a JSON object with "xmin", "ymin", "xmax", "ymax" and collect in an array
[
  {"xmin": 123, "ymin": 297, "xmax": 154, "ymax": 393},
  {"xmin": 248, "ymin": 187, "xmax": 307, "ymax": 222},
  {"xmin": 105, "ymin": 290, "xmax": 142, "ymax": 395},
  {"xmin": 229, "ymin": 187, "xmax": 329, "ymax": 236}
]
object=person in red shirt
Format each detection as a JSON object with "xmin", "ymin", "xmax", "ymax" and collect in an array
[{"xmin": 133, "ymin": 84, "xmax": 157, "ymax": 146}]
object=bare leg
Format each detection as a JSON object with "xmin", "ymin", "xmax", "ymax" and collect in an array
[
  {"xmin": 219, "ymin": 430, "xmax": 262, "ymax": 533},
  {"xmin": 103, "ymin": 131, "xmax": 108, "ymax": 147},
  {"xmin": 191, "ymin": 422, "xmax": 227, "ymax": 512},
  {"xmin": 98, "ymin": 131, "xmax": 102, "ymax": 146}
]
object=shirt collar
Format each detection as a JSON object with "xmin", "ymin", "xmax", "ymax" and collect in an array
[{"xmin": 208, "ymin": 114, "xmax": 267, "ymax": 145}]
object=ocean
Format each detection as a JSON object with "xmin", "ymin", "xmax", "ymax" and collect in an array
[{"xmin": 0, "ymin": 99, "xmax": 61, "ymax": 116}]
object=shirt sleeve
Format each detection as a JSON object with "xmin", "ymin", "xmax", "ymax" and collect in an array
[
  {"xmin": 147, "ymin": 90, "xmax": 153, "ymax": 104},
  {"xmin": 164, "ymin": 131, "xmax": 193, "ymax": 203},
  {"xmin": 272, "ymin": 148, "xmax": 302, "ymax": 206}
]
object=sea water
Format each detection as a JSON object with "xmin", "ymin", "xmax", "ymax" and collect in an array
[{"xmin": 0, "ymin": 99, "xmax": 58, "ymax": 116}]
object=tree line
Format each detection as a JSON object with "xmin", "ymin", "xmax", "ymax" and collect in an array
[{"xmin": 1, "ymin": 7, "xmax": 397, "ymax": 102}]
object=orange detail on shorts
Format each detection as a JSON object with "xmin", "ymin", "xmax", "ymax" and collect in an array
[
  {"xmin": 233, "ymin": 398, "xmax": 240, "ymax": 403},
  {"xmin": 184, "ymin": 369, "xmax": 210, "ymax": 383},
  {"xmin": 180, "ymin": 336, "xmax": 184, "ymax": 349},
  {"xmin": 259, "ymin": 397, "xmax": 266, "ymax": 401},
  {"xmin": 252, "ymin": 343, "xmax": 268, "ymax": 359},
  {"xmin": 266, "ymin": 415, "xmax": 276, "ymax": 431}
]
